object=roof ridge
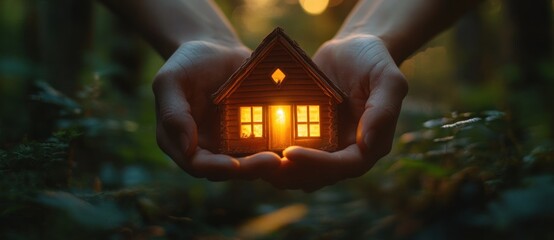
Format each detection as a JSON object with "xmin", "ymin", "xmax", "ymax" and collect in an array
[
  {"xmin": 212, "ymin": 27, "xmax": 346, "ymax": 104},
  {"xmin": 271, "ymin": 28, "xmax": 346, "ymax": 102}
]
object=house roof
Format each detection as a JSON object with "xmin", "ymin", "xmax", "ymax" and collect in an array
[{"xmin": 212, "ymin": 27, "xmax": 346, "ymax": 104}]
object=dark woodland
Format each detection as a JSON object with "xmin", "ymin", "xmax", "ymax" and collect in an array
[{"xmin": 1, "ymin": 0, "xmax": 553, "ymax": 239}]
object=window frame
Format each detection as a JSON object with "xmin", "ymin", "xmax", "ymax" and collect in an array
[
  {"xmin": 295, "ymin": 105, "xmax": 321, "ymax": 138},
  {"xmin": 239, "ymin": 106, "xmax": 264, "ymax": 139}
]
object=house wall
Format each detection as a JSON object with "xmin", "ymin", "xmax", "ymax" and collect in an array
[
  {"xmin": 219, "ymin": 41, "xmax": 339, "ymax": 155},
  {"xmin": 220, "ymin": 101, "xmax": 336, "ymax": 154}
]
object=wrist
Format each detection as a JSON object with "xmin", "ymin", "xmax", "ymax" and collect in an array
[{"xmin": 374, "ymin": 32, "xmax": 410, "ymax": 65}]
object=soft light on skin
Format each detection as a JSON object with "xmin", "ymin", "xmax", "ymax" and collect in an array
[{"xmin": 299, "ymin": 0, "xmax": 329, "ymax": 15}]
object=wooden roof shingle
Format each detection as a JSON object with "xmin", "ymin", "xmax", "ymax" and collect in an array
[{"xmin": 212, "ymin": 27, "xmax": 346, "ymax": 104}]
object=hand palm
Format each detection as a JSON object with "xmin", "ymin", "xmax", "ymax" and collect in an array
[
  {"xmin": 153, "ymin": 41, "xmax": 281, "ymax": 180},
  {"xmin": 264, "ymin": 35, "xmax": 408, "ymax": 191},
  {"xmin": 154, "ymin": 37, "xmax": 407, "ymax": 190},
  {"xmin": 316, "ymin": 35, "xmax": 406, "ymax": 152}
]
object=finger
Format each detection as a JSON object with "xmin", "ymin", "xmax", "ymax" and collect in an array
[
  {"xmin": 236, "ymin": 151, "xmax": 282, "ymax": 180},
  {"xmin": 156, "ymin": 124, "xmax": 186, "ymax": 163},
  {"xmin": 358, "ymin": 64, "xmax": 408, "ymax": 160},
  {"xmin": 357, "ymin": 106, "xmax": 398, "ymax": 161},
  {"xmin": 271, "ymin": 145, "xmax": 369, "ymax": 190},
  {"xmin": 283, "ymin": 145, "xmax": 354, "ymax": 164},
  {"xmin": 283, "ymin": 145, "xmax": 370, "ymax": 176},
  {"xmin": 153, "ymin": 72, "xmax": 198, "ymax": 167},
  {"xmin": 189, "ymin": 148, "xmax": 240, "ymax": 181}
]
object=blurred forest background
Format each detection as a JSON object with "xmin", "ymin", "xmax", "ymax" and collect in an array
[{"xmin": 1, "ymin": 0, "xmax": 554, "ymax": 239}]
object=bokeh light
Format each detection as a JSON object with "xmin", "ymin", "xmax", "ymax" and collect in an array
[{"xmin": 299, "ymin": 0, "xmax": 329, "ymax": 15}]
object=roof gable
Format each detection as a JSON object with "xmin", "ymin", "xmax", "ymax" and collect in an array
[{"xmin": 212, "ymin": 27, "xmax": 346, "ymax": 104}]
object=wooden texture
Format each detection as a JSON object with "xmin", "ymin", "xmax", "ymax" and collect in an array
[{"xmin": 214, "ymin": 28, "xmax": 345, "ymax": 155}]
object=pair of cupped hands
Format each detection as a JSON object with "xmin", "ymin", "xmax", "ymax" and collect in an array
[{"xmin": 153, "ymin": 32, "xmax": 408, "ymax": 192}]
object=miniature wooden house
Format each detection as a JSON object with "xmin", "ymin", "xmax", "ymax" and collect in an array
[{"xmin": 212, "ymin": 28, "xmax": 346, "ymax": 155}]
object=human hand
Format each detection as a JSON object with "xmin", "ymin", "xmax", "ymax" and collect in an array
[
  {"xmin": 153, "ymin": 40, "xmax": 281, "ymax": 181},
  {"xmin": 264, "ymin": 35, "xmax": 408, "ymax": 191}
]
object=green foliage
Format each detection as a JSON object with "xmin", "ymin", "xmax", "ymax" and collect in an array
[
  {"xmin": 1, "ymin": 1, "xmax": 553, "ymax": 239},
  {"xmin": 0, "ymin": 130, "xmax": 77, "ymax": 191},
  {"xmin": 2, "ymin": 106, "xmax": 553, "ymax": 239}
]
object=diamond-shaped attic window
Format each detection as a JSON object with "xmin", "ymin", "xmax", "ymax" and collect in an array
[{"xmin": 271, "ymin": 68, "xmax": 286, "ymax": 85}]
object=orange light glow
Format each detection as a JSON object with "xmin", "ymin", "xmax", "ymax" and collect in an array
[
  {"xmin": 299, "ymin": 0, "xmax": 329, "ymax": 15},
  {"xmin": 276, "ymin": 108, "xmax": 285, "ymax": 123},
  {"xmin": 309, "ymin": 124, "xmax": 320, "ymax": 137},
  {"xmin": 240, "ymin": 107, "xmax": 251, "ymax": 123},
  {"xmin": 238, "ymin": 204, "xmax": 308, "ymax": 239},
  {"xmin": 297, "ymin": 124, "xmax": 308, "ymax": 137},
  {"xmin": 253, "ymin": 106, "xmax": 263, "ymax": 122},
  {"xmin": 309, "ymin": 105, "xmax": 319, "ymax": 122},
  {"xmin": 240, "ymin": 106, "xmax": 263, "ymax": 138},
  {"xmin": 297, "ymin": 105, "xmax": 307, "ymax": 122},
  {"xmin": 271, "ymin": 68, "xmax": 286, "ymax": 85},
  {"xmin": 296, "ymin": 105, "xmax": 320, "ymax": 137},
  {"xmin": 269, "ymin": 105, "xmax": 291, "ymax": 149},
  {"xmin": 253, "ymin": 124, "xmax": 263, "ymax": 137}
]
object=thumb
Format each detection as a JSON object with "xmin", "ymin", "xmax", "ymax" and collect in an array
[
  {"xmin": 153, "ymin": 73, "xmax": 198, "ymax": 170},
  {"xmin": 357, "ymin": 64, "xmax": 407, "ymax": 161}
]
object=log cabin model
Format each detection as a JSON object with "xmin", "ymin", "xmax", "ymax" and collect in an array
[{"xmin": 212, "ymin": 27, "xmax": 346, "ymax": 155}]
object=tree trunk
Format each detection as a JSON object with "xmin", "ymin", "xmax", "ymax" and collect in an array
[
  {"xmin": 505, "ymin": 0, "xmax": 554, "ymax": 139},
  {"xmin": 37, "ymin": 0, "xmax": 92, "ymax": 96}
]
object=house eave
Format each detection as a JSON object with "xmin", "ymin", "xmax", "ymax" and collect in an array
[{"xmin": 212, "ymin": 27, "xmax": 347, "ymax": 105}]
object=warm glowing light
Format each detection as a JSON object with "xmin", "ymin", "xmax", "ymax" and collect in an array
[
  {"xmin": 238, "ymin": 204, "xmax": 308, "ymax": 239},
  {"xmin": 253, "ymin": 124, "xmax": 263, "ymax": 138},
  {"xmin": 296, "ymin": 105, "xmax": 307, "ymax": 122},
  {"xmin": 296, "ymin": 105, "xmax": 320, "ymax": 137},
  {"xmin": 309, "ymin": 124, "xmax": 320, "ymax": 137},
  {"xmin": 270, "ymin": 105, "xmax": 291, "ymax": 149},
  {"xmin": 299, "ymin": 0, "xmax": 329, "ymax": 15},
  {"xmin": 297, "ymin": 124, "xmax": 308, "ymax": 137},
  {"xmin": 309, "ymin": 105, "xmax": 319, "ymax": 122},
  {"xmin": 276, "ymin": 108, "xmax": 285, "ymax": 123},
  {"xmin": 240, "ymin": 107, "xmax": 251, "ymax": 123},
  {"xmin": 253, "ymin": 106, "xmax": 263, "ymax": 122},
  {"xmin": 240, "ymin": 106, "xmax": 263, "ymax": 138},
  {"xmin": 271, "ymin": 68, "xmax": 286, "ymax": 85},
  {"xmin": 241, "ymin": 125, "xmax": 252, "ymax": 138}
]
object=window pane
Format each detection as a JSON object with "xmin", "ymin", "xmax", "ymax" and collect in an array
[
  {"xmin": 297, "ymin": 124, "xmax": 308, "ymax": 137},
  {"xmin": 297, "ymin": 105, "xmax": 307, "ymax": 122},
  {"xmin": 240, "ymin": 107, "xmax": 251, "ymax": 123},
  {"xmin": 253, "ymin": 124, "xmax": 263, "ymax": 137},
  {"xmin": 309, "ymin": 105, "xmax": 320, "ymax": 122},
  {"xmin": 309, "ymin": 124, "xmax": 320, "ymax": 137},
  {"xmin": 253, "ymin": 106, "xmax": 263, "ymax": 122},
  {"xmin": 241, "ymin": 124, "xmax": 252, "ymax": 138}
]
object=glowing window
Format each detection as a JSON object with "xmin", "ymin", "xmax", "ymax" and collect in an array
[
  {"xmin": 296, "ymin": 105, "xmax": 320, "ymax": 137},
  {"xmin": 240, "ymin": 106, "xmax": 263, "ymax": 138},
  {"xmin": 271, "ymin": 68, "xmax": 286, "ymax": 85}
]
